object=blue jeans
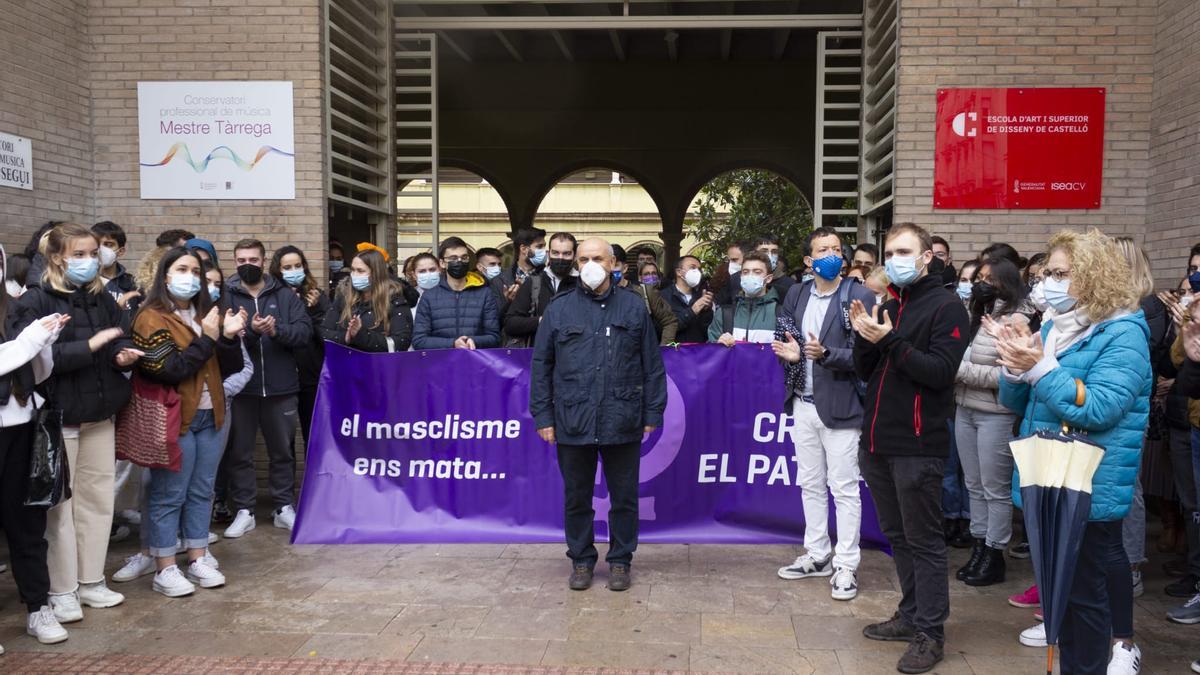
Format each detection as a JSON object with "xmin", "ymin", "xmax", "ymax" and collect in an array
[
  {"xmin": 942, "ymin": 419, "xmax": 969, "ymax": 519},
  {"xmin": 147, "ymin": 409, "xmax": 221, "ymax": 557}
]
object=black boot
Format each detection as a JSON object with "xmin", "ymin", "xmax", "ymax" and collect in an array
[
  {"xmin": 956, "ymin": 538, "xmax": 985, "ymax": 581},
  {"xmin": 964, "ymin": 546, "xmax": 1007, "ymax": 586},
  {"xmin": 949, "ymin": 519, "xmax": 975, "ymax": 549}
]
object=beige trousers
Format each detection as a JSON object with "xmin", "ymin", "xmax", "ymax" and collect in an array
[{"xmin": 48, "ymin": 418, "xmax": 115, "ymax": 593}]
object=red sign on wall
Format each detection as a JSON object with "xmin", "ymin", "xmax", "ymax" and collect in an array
[{"xmin": 934, "ymin": 88, "xmax": 1105, "ymax": 209}]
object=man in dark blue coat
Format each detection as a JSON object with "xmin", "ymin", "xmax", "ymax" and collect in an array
[
  {"xmin": 530, "ymin": 237, "xmax": 667, "ymax": 593},
  {"xmin": 411, "ymin": 237, "xmax": 501, "ymax": 350}
]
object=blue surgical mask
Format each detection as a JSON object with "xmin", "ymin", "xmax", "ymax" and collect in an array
[
  {"xmin": 885, "ymin": 255, "xmax": 923, "ymax": 288},
  {"xmin": 529, "ymin": 248, "xmax": 547, "ymax": 266},
  {"xmin": 282, "ymin": 269, "xmax": 306, "ymax": 287},
  {"xmin": 1043, "ymin": 276, "xmax": 1076, "ymax": 313},
  {"xmin": 956, "ymin": 281, "xmax": 973, "ymax": 300},
  {"xmin": 167, "ymin": 273, "xmax": 201, "ymax": 301},
  {"xmin": 351, "ymin": 273, "xmax": 370, "ymax": 291},
  {"xmin": 611, "ymin": 269, "xmax": 623, "ymax": 283},
  {"xmin": 740, "ymin": 274, "xmax": 765, "ymax": 296},
  {"xmin": 208, "ymin": 284, "xmax": 221, "ymax": 302},
  {"xmin": 329, "ymin": 260, "xmax": 344, "ymax": 273},
  {"xmin": 65, "ymin": 257, "xmax": 100, "ymax": 286},
  {"xmin": 811, "ymin": 254, "xmax": 843, "ymax": 281},
  {"xmin": 1189, "ymin": 270, "xmax": 1200, "ymax": 292},
  {"xmin": 416, "ymin": 271, "xmax": 440, "ymax": 290},
  {"xmin": 483, "ymin": 265, "xmax": 502, "ymax": 280}
]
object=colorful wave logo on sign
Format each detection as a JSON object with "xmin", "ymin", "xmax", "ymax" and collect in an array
[{"xmin": 140, "ymin": 143, "xmax": 294, "ymax": 172}]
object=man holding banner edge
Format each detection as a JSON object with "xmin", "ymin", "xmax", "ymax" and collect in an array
[{"xmin": 530, "ymin": 237, "xmax": 667, "ymax": 592}]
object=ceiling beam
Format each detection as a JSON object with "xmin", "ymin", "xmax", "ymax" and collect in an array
[
  {"xmin": 494, "ymin": 30, "xmax": 523, "ymax": 61},
  {"xmin": 392, "ymin": 15, "xmax": 863, "ymax": 31},
  {"xmin": 532, "ymin": 3, "xmax": 575, "ymax": 61}
]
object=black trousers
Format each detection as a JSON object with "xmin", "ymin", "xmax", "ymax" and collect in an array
[
  {"xmin": 1103, "ymin": 520, "xmax": 1133, "ymax": 640},
  {"xmin": 1060, "ymin": 521, "xmax": 1119, "ymax": 675},
  {"xmin": 557, "ymin": 442, "xmax": 640, "ymax": 568},
  {"xmin": 0, "ymin": 422, "xmax": 51, "ymax": 612},
  {"xmin": 860, "ymin": 450, "xmax": 949, "ymax": 642},
  {"xmin": 227, "ymin": 395, "xmax": 298, "ymax": 511}
]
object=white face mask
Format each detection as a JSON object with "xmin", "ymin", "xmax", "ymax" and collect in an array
[
  {"xmin": 683, "ymin": 268, "xmax": 702, "ymax": 289},
  {"xmin": 728, "ymin": 261, "xmax": 742, "ymax": 275},
  {"xmin": 98, "ymin": 246, "xmax": 118, "ymax": 268},
  {"xmin": 579, "ymin": 260, "xmax": 609, "ymax": 290},
  {"xmin": 5, "ymin": 279, "xmax": 24, "ymax": 298}
]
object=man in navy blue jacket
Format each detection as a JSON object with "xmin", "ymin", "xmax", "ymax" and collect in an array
[
  {"xmin": 530, "ymin": 237, "xmax": 667, "ymax": 593},
  {"xmin": 411, "ymin": 237, "xmax": 500, "ymax": 351}
]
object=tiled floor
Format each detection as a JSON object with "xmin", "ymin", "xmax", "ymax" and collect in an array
[{"xmin": 0, "ymin": 513, "xmax": 1195, "ymax": 674}]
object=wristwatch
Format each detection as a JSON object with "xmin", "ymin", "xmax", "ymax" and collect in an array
[{"xmin": 821, "ymin": 347, "xmax": 831, "ymax": 361}]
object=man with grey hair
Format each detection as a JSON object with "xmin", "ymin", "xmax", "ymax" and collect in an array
[{"xmin": 530, "ymin": 237, "xmax": 667, "ymax": 592}]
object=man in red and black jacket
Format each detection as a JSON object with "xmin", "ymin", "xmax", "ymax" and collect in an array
[{"xmin": 848, "ymin": 222, "xmax": 970, "ymax": 675}]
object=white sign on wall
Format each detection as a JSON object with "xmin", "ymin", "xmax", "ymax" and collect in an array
[
  {"xmin": 137, "ymin": 81, "xmax": 295, "ymax": 200},
  {"xmin": 0, "ymin": 132, "xmax": 33, "ymax": 191}
]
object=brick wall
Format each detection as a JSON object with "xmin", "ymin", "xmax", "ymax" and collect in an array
[
  {"xmin": 892, "ymin": 0, "xmax": 1162, "ymax": 277},
  {"xmin": 87, "ymin": 0, "xmax": 327, "ymax": 277},
  {"xmin": 0, "ymin": 0, "xmax": 92, "ymax": 257},
  {"xmin": 1147, "ymin": 0, "xmax": 1200, "ymax": 285}
]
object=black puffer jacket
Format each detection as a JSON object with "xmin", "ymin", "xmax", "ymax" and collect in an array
[
  {"xmin": 14, "ymin": 284, "xmax": 133, "ymax": 424},
  {"xmin": 321, "ymin": 290, "xmax": 413, "ymax": 352}
]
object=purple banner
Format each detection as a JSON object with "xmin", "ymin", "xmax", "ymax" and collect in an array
[{"xmin": 293, "ymin": 343, "xmax": 886, "ymax": 549}]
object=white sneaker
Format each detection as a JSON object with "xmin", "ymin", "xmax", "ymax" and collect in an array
[
  {"xmin": 1019, "ymin": 622, "xmax": 1047, "ymax": 648},
  {"xmin": 186, "ymin": 559, "xmax": 226, "ymax": 589},
  {"xmin": 208, "ymin": 531, "xmax": 219, "ymax": 545},
  {"xmin": 119, "ymin": 509, "xmax": 142, "ymax": 526},
  {"xmin": 152, "ymin": 565, "xmax": 195, "ymax": 597},
  {"xmin": 112, "ymin": 553, "xmax": 156, "ymax": 583},
  {"xmin": 273, "ymin": 505, "xmax": 296, "ymax": 530},
  {"xmin": 201, "ymin": 550, "xmax": 220, "ymax": 570},
  {"xmin": 223, "ymin": 509, "xmax": 255, "ymax": 538},
  {"xmin": 830, "ymin": 566, "xmax": 858, "ymax": 601},
  {"xmin": 1108, "ymin": 641, "xmax": 1142, "ymax": 675},
  {"xmin": 78, "ymin": 580, "xmax": 124, "ymax": 609},
  {"xmin": 48, "ymin": 592, "xmax": 82, "ymax": 624},
  {"xmin": 777, "ymin": 553, "xmax": 833, "ymax": 580},
  {"xmin": 26, "ymin": 605, "xmax": 68, "ymax": 644}
]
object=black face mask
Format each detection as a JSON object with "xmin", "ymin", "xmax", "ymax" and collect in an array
[
  {"xmin": 972, "ymin": 281, "xmax": 998, "ymax": 304},
  {"xmin": 446, "ymin": 260, "xmax": 470, "ymax": 280},
  {"xmin": 942, "ymin": 263, "xmax": 958, "ymax": 287},
  {"xmin": 548, "ymin": 258, "xmax": 573, "ymax": 277},
  {"xmin": 237, "ymin": 263, "xmax": 263, "ymax": 285}
]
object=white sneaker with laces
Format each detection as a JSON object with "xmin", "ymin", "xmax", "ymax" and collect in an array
[
  {"xmin": 48, "ymin": 592, "xmax": 82, "ymax": 624},
  {"xmin": 186, "ymin": 559, "xmax": 226, "ymax": 589},
  {"xmin": 78, "ymin": 580, "xmax": 124, "ymax": 608},
  {"xmin": 201, "ymin": 550, "xmax": 220, "ymax": 570},
  {"xmin": 152, "ymin": 565, "xmax": 195, "ymax": 597},
  {"xmin": 113, "ymin": 553, "xmax": 156, "ymax": 583},
  {"xmin": 777, "ymin": 553, "xmax": 833, "ymax": 580},
  {"xmin": 1019, "ymin": 622, "xmax": 1047, "ymax": 648},
  {"xmin": 273, "ymin": 505, "xmax": 297, "ymax": 530},
  {"xmin": 1107, "ymin": 641, "xmax": 1141, "ymax": 675},
  {"xmin": 223, "ymin": 509, "xmax": 255, "ymax": 538},
  {"xmin": 830, "ymin": 566, "xmax": 858, "ymax": 601},
  {"xmin": 26, "ymin": 605, "xmax": 68, "ymax": 644}
]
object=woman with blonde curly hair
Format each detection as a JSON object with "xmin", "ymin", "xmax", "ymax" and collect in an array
[{"xmin": 994, "ymin": 229, "xmax": 1152, "ymax": 674}]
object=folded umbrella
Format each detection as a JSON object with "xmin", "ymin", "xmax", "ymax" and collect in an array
[{"xmin": 1010, "ymin": 427, "xmax": 1105, "ymax": 675}]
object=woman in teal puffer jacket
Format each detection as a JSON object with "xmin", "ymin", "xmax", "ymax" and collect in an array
[{"xmin": 995, "ymin": 229, "xmax": 1152, "ymax": 675}]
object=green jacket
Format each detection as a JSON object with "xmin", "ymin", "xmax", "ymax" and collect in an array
[{"xmin": 708, "ymin": 289, "xmax": 780, "ymax": 344}]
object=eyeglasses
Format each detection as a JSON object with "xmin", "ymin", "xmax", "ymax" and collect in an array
[
  {"xmin": 442, "ymin": 256, "xmax": 470, "ymax": 264},
  {"xmin": 1042, "ymin": 269, "xmax": 1072, "ymax": 282}
]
